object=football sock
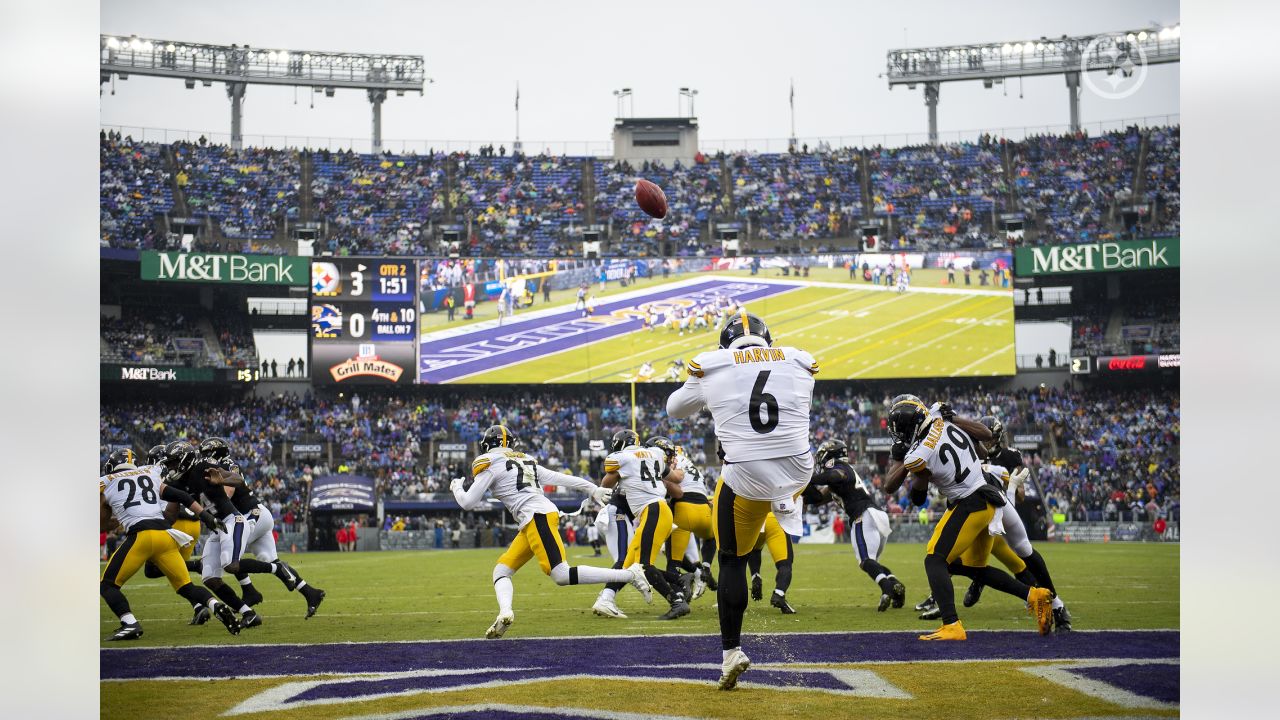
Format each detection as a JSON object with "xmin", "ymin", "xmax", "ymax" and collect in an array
[
  {"xmin": 237, "ymin": 559, "xmax": 274, "ymax": 574},
  {"xmin": 950, "ymin": 562, "xmax": 1031, "ymax": 602},
  {"xmin": 100, "ymin": 581, "xmax": 131, "ymax": 618},
  {"xmin": 176, "ymin": 582, "xmax": 213, "ymax": 608},
  {"xmin": 120, "ymin": 613, "xmax": 137, "ymax": 625},
  {"xmin": 604, "ymin": 580, "xmax": 626, "ymax": 594},
  {"xmin": 923, "ymin": 554, "xmax": 958, "ymax": 624},
  {"xmin": 599, "ymin": 587, "xmax": 617, "ymax": 603},
  {"xmin": 572, "ymin": 565, "xmax": 633, "ymax": 585},
  {"xmin": 746, "ymin": 548, "xmax": 763, "ymax": 576},
  {"xmin": 644, "ymin": 565, "xmax": 681, "ymax": 603},
  {"xmin": 717, "ymin": 552, "xmax": 749, "ymax": 651},
  {"xmin": 210, "ymin": 582, "xmax": 245, "ymax": 611},
  {"xmin": 723, "ymin": 648, "xmax": 739, "ymax": 662},
  {"xmin": 860, "ymin": 558, "xmax": 891, "ymax": 583},
  {"xmin": 774, "ymin": 559, "xmax": 793, "ymax": 593},
  {"xmin": 237, "ymin": 574, "xmax": 253, "ymax": 586},
  {"xmin": 1021, "ymin": 549, "xmax": 1059, "ymax": 596},
  {"xmin": 1014, "ymin": 569, "xmax": 1038, "ymax": 587},
  {"xmin": 493, "ymin": 576, "xmax": 514, "ymax": 615},
  {"xmin": 1052, "ymin": 596, "xmax": 1065, "ymax": 610}
]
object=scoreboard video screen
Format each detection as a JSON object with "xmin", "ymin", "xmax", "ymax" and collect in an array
[{"xmin": 310, "ymin": 259, "xmax": 419, "ymax": 384}]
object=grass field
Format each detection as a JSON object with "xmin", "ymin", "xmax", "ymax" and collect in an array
[{"xmin": 101, "ymin": 543, "xmax": 1178, "ymax": 720}]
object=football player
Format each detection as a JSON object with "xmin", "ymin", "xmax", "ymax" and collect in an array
[
  {"xmin": 198, "ymin": 438, "xmax": 326, "ymax": 620},
  {"xmin": 744, "ymin": 511, "xmax": 798, "ymax": 613},
  {"xmin": 881, "ymin": 397, "xmax": 1054, "ymax": 640},
  {"xmin": 667, "ymin": 310, "xmax": 817, "ymax": 689},
  {"xmin": 599, "ymin": 430, "xmax": 691, "ymax": 620},
  {"xmin": 140, "ymin": 443, "xmax": 212, "ymax": 625},
  {"xmin": 591, "ymin": 489, "xmax": 637, "ymax": 618},
  {"xmin": 657, "ymin": 437, "xmax": 714, "ymax": 601},
  {"xmin": 961, "ymin": 417, "xmax": 1072, "ymax": 632},
  {"xmin": 452, "ymin": 425, "xmax": 651, "ymax": 639},
  {"xmin": 804, "ymin": 439, "xmax": 906, "ymax": 611},
  {"xmin": 100, "ymin": 449, "xmax": 239, "ymax": 640}
]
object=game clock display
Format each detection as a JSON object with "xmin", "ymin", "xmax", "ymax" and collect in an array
[{"xmin": 310, "ymin": 258, "xmax": 419, "ymax": 384}]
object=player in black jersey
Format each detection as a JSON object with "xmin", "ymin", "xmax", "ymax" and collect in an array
[
  {"xmin": 198, "ymin": 438, "xmax": 326, "ymax": 622},
  {"xmin": 141, "ymin": 442, "xmax": 214, "ymax": 625},
  {"xmin": 802, "ymin": 439, "xmax": 907, "ymax": 611}
]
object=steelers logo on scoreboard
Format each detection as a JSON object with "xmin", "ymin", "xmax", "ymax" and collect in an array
[
  {"xmin": 312, "ymin": 262, "xmax": 341, "ymax": 295},
  {"xmin": 311, "ymin": 303, "xmax": 343, "ymax": 339}
]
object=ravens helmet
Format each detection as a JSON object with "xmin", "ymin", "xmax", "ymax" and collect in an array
[
  {"xmin": 645, "ymin": 435, "xmax": 677, "ymax": 456},
  {"xmin": 162, "ymin": 440, "xmax": 199, "ymax": 478},
  {"xmin": 815, "ymin": 439, "xmax": 849, "ymax": 467},
  {"xmin": 479, "ymin": 425, "xmax": 516, "ymax": 453},
  {"xmin": 102, "ymin": 448, "xmax": 137, "ymax": 475},
  {"xmin": 887, "ymin": 396, "xmax": 930, "ymax": 444},
  {"xmin": 610, "ymin": 429, "xmax": 640, "ymax": 453},
  {"xmin": 978, "ymin": 415, "xmax": 1005, "ymax": 456},
  {"xmin": 719, "ymin": 310, "xmax": 773, "ymax": 350},
  {"xmin": 199, "ymin": 437, "xmax": 232, "ymax": 460},
  {"xmin": 146, "ymin": 444, "xmax": 167, "ymax": 466}
]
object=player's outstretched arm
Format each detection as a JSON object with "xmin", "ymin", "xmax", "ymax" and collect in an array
[
  {"xmin": 452, "ymin": 467, "xmax": 495, "ymax": 510},
  {"xmin": 666, "ymin": 377, "xmax": 706, "ymax": 419},
  {"xmin": 539, "ymin": 467, "xmax": 613, "ymax": 503}
]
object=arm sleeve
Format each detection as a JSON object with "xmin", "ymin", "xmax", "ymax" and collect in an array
[
  {"xmin": 453, "ymin": 471, "xmax": 496, "ymax": 510},
  {"xmin": 538, "ymin": 467, "xmax": 596, "ymax": 495},
  {"xmin": 159, "ymin": 483, "xmax": 196, "ymax": 507},
  {"xmin": 793, "ymin": 348, "xmax": 819, "ymax": 376},
  {"xmin": 666, "ymin": 379, "xmax": 706, "ymax": 419}
]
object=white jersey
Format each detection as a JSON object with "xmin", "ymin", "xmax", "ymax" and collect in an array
[
  {"xmin": 668, "ymin": 344, "xmax": 816, "ymax": 463},
  {"xmin": 604, "ymin": 446, "xmax": 670, "ymax": 510},
  {"xmin": 468, "ymin": 449, "xmax": 558, "ymax": 529},
  {"xmin": 982, "ymin": 463, "xmax": 1017, "ymax": 503},
  {"xmin": 99, "ymin": 464, "xmax": 168, "ymax": 532},
  {"xmin": 903, "ymin": 417, "xmax": 987, "ymax": 502},
  {"xmin": 676, "ymin": 451, "xmax": 709, "ymax": 498}
]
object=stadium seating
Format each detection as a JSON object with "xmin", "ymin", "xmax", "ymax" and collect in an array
[{"xmin": 100, "ymin": 127, "xmax": 1179, "ymax": 255}]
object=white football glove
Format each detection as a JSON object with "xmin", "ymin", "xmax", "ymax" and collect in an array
[
  {"xmin": 1009, "ymin": 467, "xmax": 1030, "ymax": 488},
  {"xmin": 591, "ymin": 485, "xmax": 614, "ymax": 505},
  {"xmin": 449, "ymin": 476, "xmax": 466, "ymax": 494}
]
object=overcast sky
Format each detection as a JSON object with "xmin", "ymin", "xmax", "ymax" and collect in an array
[{"xmin": 101, "ymin": 0, "xmax": 1179, "ymax": 151}]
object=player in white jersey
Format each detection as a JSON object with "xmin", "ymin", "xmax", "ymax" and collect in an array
[
  {"xmin": 881, "ymin": 397, "xmax": 1054, "ymax": 641},
  {"xmin": 99, "ymin": 449, "xmax": 239, "ymax": 640},
  {"xmin": 598, "ymin": 431, "xmax": 691, "ymax": 620},
  {"xmin": 661, "ymin": 439, "xmax": 715, "ymax": 601},
  {"xmin": 897, "ymin": 269, "xmax": 909, "ymax": 294},
  {"xmin": 452, "ymin": 425, "xmax": 651, "ymax": 639},
  {"xmin": 666, "ymin": 310, "xmax": 816, "ymax": 689}
]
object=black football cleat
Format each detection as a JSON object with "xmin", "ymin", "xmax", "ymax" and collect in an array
[
  {"xmin": 274, "ymin": 562, "xmax": 301, "ymax": 592},
  {"xmin": 301, "ymin": 586, "xmax": 326, "ymax": 619},
  {"xmin": 189, "ymin": 605, "xmax": 212, "ymax": 626},
  {"xmin": 240, "ymin": 609, "xmax": 263, "ymax": 629},
  {"xmin": 701, "ymin": 563, "xmax": 718, "ymax": 591},
  {"xmin": 963, "ymin": 580, "xmax": 985, "ymax": 608},
  {"xmin": 241, "ymin": 585, "xmax": 265, "ymax": 607},
  {"xmin": 1053, "ymin": 606, "xmax": 1073, "ymax": 633},
  {"xmin": 212, "ymin": 602, "xmax": 241, "ymax": 635},
  {"xmin": 750, "ymin": 575, "xmax": 763, "ymax": 602},
  {"xmin": 915, "ymin": 595, "xmax": 937, "ymax": 612},
  {"xmin": 771, "ymin": 593, "xmax": 797, "ymax": 614},
  {"xmin": 658, "ymin": 601, "xmax": 691, "ymax": 620},
  {"xmin": 108, "ymin": 622, "xmax": 143, "ymax": 641},
  {"xmin": 890, "ymin": 581, "xmax": 907, "ymax": 609},
  {"xmin": 918, "ymin": 605, "xmax": 942, "ymax": 621},
  {"xmin": 877, "ymin": 592, "xmax": 892, "ymax": 612}
]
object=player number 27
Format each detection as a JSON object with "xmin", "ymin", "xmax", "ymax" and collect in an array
[
  {"xmin": 749, "ymin": 370, "xmax": 780, "ymax": 434},
  {"xmin": 507, "ymin": 459, "xmax": 540, "ymax": 491}
]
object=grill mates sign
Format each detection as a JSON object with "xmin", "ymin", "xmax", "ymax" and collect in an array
[
  {"xmin": 1014, "ymin": 238, "xmax": 1178, "ymax": 277},
  {"xmin": 141, "ymin": 251, "xmax": 309, "ymax": 286}
]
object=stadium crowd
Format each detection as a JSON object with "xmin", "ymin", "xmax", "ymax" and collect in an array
[
  {"xmin": 101, "ymin": 383, "xmax": 1179, "ymax": 530},
  {"xmin": 99, "ymin": 126, "xmax": 1179, "ymax": 256}
]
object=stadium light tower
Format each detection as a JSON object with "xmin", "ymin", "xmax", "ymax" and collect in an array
[
  {"xmin": 100, "ymin": 35, "xmax": 426, "ymax": 151},
  {"xmin": 885, "ymin": 26, "xmax": 1180, "ymax": 143}
]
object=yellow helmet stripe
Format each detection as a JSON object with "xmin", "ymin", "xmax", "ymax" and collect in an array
[
  {"xmin": 500, "ymin": 426, "xmax": 508, "ymax": 447},
  {"xmin": 739, "ymin": 308, "xmax": 750, "ymax": 337}
]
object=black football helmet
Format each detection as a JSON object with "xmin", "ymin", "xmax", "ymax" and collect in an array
[
  {"xmin": 199, "ymin": 437, "xmax": 232, "ymax": 461},
  {"xmin": 611, "ymin": 429, "xmax": 640, "ymax": 452},
  {"xmin": 102, "ymin": 448, "xmax": 137, "ymax": 475},
  {"xmin": 887, "ymin": 396, "xmax": 929, "ymax": 444},
  {"xmin": 146, "ymin": 444, "xmax": 167, "ymax": 465},
  {"xmin": 162, "ymin": 440, "xmax": 199, "ymax": 478},
  {"xmin": 978, "ymin": 415, "xmax": 1005, "ymax": 456},
  {"xmin": 815, "ymin": 439, "xmax": 849, "ymax": 467},
  {"xmin": 645, "ymin": 436, "xmax": 677, "ymax": 456},
  {"xmin": 479, "ymin": 425, "xmax": 516, "ymax": 453},
  {"xmin": 719, "ymin": 310, "xmax": 773, "ymax": 350}
]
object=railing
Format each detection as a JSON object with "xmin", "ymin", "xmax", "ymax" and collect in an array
[
  {"xmin": 100, "ymin": 113, "xmax": 1179, "ymax": 156},
  {"xmin": 1016, "ymin": 353, "xmax": 1070, "ymax": 370}
]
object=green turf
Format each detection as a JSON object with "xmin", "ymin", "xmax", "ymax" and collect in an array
[
  {"xmin": 455, "ymin": 283, "xmax": 1014, "ymax": 384},
  {"xmin": 99, "ymin": 543, "xmax": 1177, "ymax": 647}
]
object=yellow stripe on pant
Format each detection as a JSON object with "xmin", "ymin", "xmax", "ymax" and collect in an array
[
  {"xmin": 624, "ymin": 501, "xmax": 674, "ymax": 567},
  {"xmin": 669, "ymin": 498, "xmax": 713, "ymax": 561},
  {"xmin": 926, "ymin": 499, "xmax": 996, "ymax": 566},
  {"xmin": 712, "ymin": 478, "xmax": 772, "ymax": 558},
  {"xmin": 101, "ymin": 529, "xmax": 193, "ymax": 591},
  {"xmin": 497, "ymin": 512, "xmax": 567, "ymax": 575}
]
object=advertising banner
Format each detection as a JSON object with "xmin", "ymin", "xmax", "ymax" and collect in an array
[
  {"xmin": 309, "ymin": 475, "xmax": 376, "ymax": 513},
  {"xmin": 1014, "ymin": 238, "xmax": 1179, "ymax": 277},
  {"xmin": 141, "ymin": 251, "xmax": 309, "ymax": 286}
]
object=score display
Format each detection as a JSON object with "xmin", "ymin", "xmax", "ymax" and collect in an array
[{"xmin": 310, "ymin": 259, "xmax": 419, "ymax": 384}]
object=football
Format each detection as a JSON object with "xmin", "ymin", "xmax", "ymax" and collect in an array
[{"xmin": 635, "ymin": 178, "xmax": 668, "ymax": 219}]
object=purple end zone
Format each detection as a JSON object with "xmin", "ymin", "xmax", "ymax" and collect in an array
[
  {"xmin": 418, "ymin": 278, "xmax": 797, "ymax": 383},
  {"xmin": 100, "ymin": 631, "xmax": 1178, "ymax": 681},
  {"xmin": 1069, "ymin": 663, "xmax": 1180, "ymax": 704},
  {"xmin": 393, "ymin": 713, "xmax": 573, "ymax": 720}
]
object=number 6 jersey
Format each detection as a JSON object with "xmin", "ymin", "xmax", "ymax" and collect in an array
[{"xmin": 666, "ymin": 345, "xmax": 817, "ymax": 463}]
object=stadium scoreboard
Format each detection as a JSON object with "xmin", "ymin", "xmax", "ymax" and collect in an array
[{"xmin": 310, "ymin": 259, "xmax": 419, "ymax": 384}]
